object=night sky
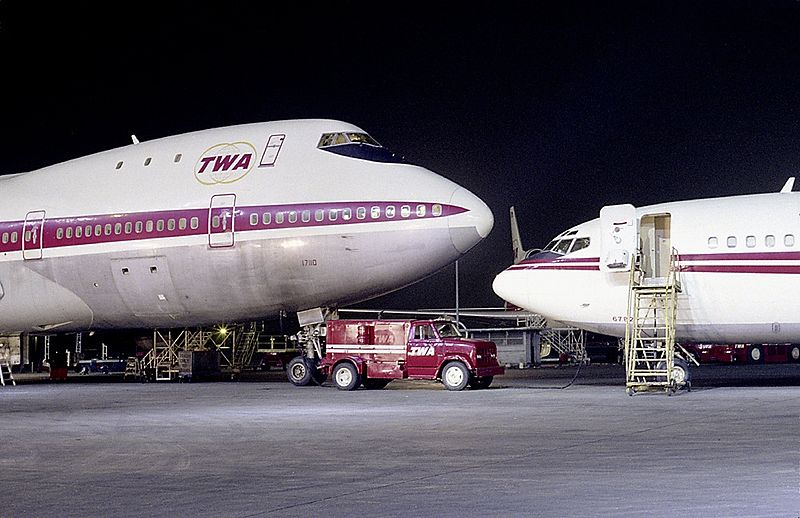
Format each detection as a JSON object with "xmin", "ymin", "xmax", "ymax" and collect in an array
[{"xmin": 2, "ymin": 1, "xmax": 800, "ymax": 312}]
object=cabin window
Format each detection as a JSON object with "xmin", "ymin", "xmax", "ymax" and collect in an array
[
  {"xmin": 726, "ymin": 236, "xmax": 737, "ymax": 248},
  {"xmin": 785, "ymin": 234, "xmax": 795, "ymax": 247},
  {"xmin": 432, "ymin": 204, "xmax": 443, "ymax": 217},
  {"xmin": 211, "ymin": 216, "xmax": 220, "ymax": 229},
  {"xmin": 179, "ymin": 218, "xmax": 187, "ymax": 230},
  {"xmin": 288, "ymin": 211, "xmax": 298, "ymax": 224},
  {"xmin": 114, "ymin": 223, "xmax": 122, "ymax": 235},
  {"xmin": 174, "ymin": 154, "xmax": 182, "ymax": 163},
  {"xmin": 56, "ymin": 228, "xmax": 64, "ymax": 240},
  {"xmin": 1, "ymin": 233, "xmax": 8, "ymax": 244},
  {"xmin": 144, "ymin": 157, "xmax": 152, "ymax": 166},
  {"xmin": 262, "ymin": 212, "xmax": 271, "ymax": 225},
  {"xmin": 416, "ymin": 204, "xmax": 426, "ymax": 217},
  {"xmin": 745, "ymin": 235, "xmax": 756, "ymax": 248},
  {"xmin": 356, "ymin": 207, "xmax": 366, "ymax": 220},
  {"xmin": 386, "ymin": 206, "xmax": 395, "ymax": 218},
  {"xmin": 116, "ymin": 161, "xmax": 123, "ymax": 170},
  {"xmin": 75, "ymin": 226, "xmax": 82, "ymax": 239},
  {"xmin": 146, "ymin": 220, "xmax": 154, "ymax": 233},
  {"xmin": 95, "ymin": 224, "xmax": 102, "ymax": 236},
  {"xmin": 104, "ymin": 224, "xmax": 112, "ymax": 236},
  {"xmin": 765, "ymin": 235, "xmax": 775, "ymax": 248},
  {"xmin": 10, "ymin": 232, "xmax": 17, "ymax": 243},
  {"xmin": 167, "ymin": 219, "xmax": 176, "ymax": 231},
  {"xmin": 342, "ymin": 208, "xmax": 352, "ymax": 220},
  {"xmin": 157, "ymin": 220, "xmax": 165, "ymax": 232},
  {"xmin": 275, "ymin": 212, "xmax": 285, "ymax": 224},
  {"xmin": 401, "ymin": 205, "xmax": 411, "ymax": 218},
  {"xmin": 190, "ymin": 217, "xmax": 199, "ymax": 230},
  {"xmin": 250, "ymin": 213, "xmax": 259, "ymax": 226},
  {"xmin": 315, "ymin": 209, "xmax": 324, "ymax": 222},
  {"xmin": 570, "ymin": 237, "xmax": 590, "ymax": 253},
  {"xmin": 707, "ymin": 237, "xmax": 718, "ymax": 249},
  {"xmin": 329, "ymin": 209, "xmax": 338, "ymax": 221},
  {"xmin": 124, "ymin": 222, "xmax": 132, "ymax": 234},
  {"xmin": 85, "ymin": 225, "xmax": 93, "ymax": 237},
  {"xmin": 371, "ymin": 206, "xmax": 381, "ymax": 219},
  {"xmin": 301, "ymin": 210, "xmax": 311, "ymax": 223},
  {"xmin": 135, "ymin": 221, "xmax": 143, "ymax": 234}
]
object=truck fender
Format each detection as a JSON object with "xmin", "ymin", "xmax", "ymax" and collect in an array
[
  {"xmin": 334, "ymin": 357, "xmax": 366, "ymax": 376},
  {"xmin": 437, "ymin": 355, "xmax": 474, "ymax": 377}
]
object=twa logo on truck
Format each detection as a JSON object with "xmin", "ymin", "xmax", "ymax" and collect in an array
[
  {"xmin": 194, "ymin": 142, "xmax": 257, "ymax": 185},
  {"xmin": 408, "ymin": 346, "xmax": 435, "ymax": 356}
]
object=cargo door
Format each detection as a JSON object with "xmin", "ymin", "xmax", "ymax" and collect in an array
[
  {"xmin": 406, "ymin": 323, "xmax": 441, "ymax": 378},
  {"xmin": 22, "ymin": 210, "xmax": 45, "ymax": 260},
  {"xmin": 208, "ymin": 194, "xmax": 236, "ymax": 248},
  {"xmin": 599, "ymin": 204, "xmax": 637, "ymax": 272}
]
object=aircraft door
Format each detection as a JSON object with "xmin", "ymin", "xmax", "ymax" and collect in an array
[
  {"xmin": 22, "ymin": 210, "xmax": 46, "ymax": 260},
  {"xmin": 599, "ymin": 204, "xmax": 637, "ymax": 272},
  {"xmin": 208, "ymin": 194, "xmax": 236, "ymax": 248},
  {"xmin": 640, "ymin": 214, "xmax": 671, "ymax": 280}
]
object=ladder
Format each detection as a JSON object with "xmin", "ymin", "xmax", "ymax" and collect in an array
[
  {"xmin": 0, "ymin": 351, "xmax": 15, "ymax": 387},
  {"xmin": 624, "ymin": 249, "xmax": 681, "ymax": 395},
  {"xmin": 232, "ymin": 322, "xmax": 260, "ymax": 373}
]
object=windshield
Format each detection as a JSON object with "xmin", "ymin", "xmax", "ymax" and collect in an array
[
  {"xmin": 435, "ymin": 321, "xmax": 463, "ymax": 338},
  {"xmin": 317, "ymin": 131, "xmax": 406, "ymax": 164}
]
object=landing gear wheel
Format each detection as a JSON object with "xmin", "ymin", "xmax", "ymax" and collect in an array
[
  {"xmin": 441, "ymin": 362, "xmax": 469, "ymax": 391},
  {"xmin": 287, "ymin": 356, "xmax": 314, "ymax": 386},
  {"xmin": 332, "ymin": 362, "xmax": 360, "ymax": 391},
  {"xmin": 362, "ymin": 379, "xmax": 391, "ymax": 390},
  {"xmin": 748, "ymin": 345, "xmax": 764, "ymax": 364},
  {"xmin": 469, "ymin": 376, "xmax": 493, "ymax": 389}
]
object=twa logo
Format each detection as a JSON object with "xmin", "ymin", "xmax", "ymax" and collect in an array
[{"xmin": 194, "ymin": 142, "xmax": 256, "ymax": 184}]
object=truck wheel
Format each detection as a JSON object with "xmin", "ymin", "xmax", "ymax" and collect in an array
[
  {"xmin": 287, "ymin": 357, "xmax": 313, "ymax": 386},
  {"xmin": 441, "ymin": 362, "xmax": 469, "ymax": 391},
  {"xmin": 469, "ymin": 376, "xmax": 493, "ymax": 389},
  {"xmin": 789, "ymin": 345, "xmax": 800, "ymax": 363},
  {"xmin": 363, "ymin": 379, "xmax": 390, "ymax": 390},
  {"xmin": 332, "ymin": 362, "xmax": 360, "ymax": 391},
  {"xmin": 748, "ymin": 345, "xmax": 764, "ymax": 364},
  {"xmin": 671, "ymin": 358, "xmax": 691, "ymax": 386}
]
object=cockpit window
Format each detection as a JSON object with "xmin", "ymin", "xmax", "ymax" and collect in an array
[
  {"xmin": 544, "ymin": 240, "xmax": 558, "ymax": 251},
  {"xmin": 570, "ymin": 237, "xmax": 590, "ymax": 253},
  {"xmin": 317, "ymin": 131, "xmax": 406, "ymax": 164},
  {"xmin": 553, "ymin": 239, "xmax": 573, "ymax": 255}
]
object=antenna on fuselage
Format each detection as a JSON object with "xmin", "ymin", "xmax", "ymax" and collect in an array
[
  {"xmin": 780, "ymin": 177, "xmax": 795, "ymax": 193},
  {"xmin": 131, "ymin": 134, "xmax": 140, "ymax": 145}
]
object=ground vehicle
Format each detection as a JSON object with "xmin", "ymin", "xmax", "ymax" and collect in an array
[
  {"xmin": 288, "ymin": 318, "xmax": 504, "ymax": 391},
  {"xmin": 682, "ymin": 343, "xmax": 800, "ymax": 364}
]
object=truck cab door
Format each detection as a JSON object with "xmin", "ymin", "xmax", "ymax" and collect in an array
[{"xmin": 406, "ymin": 323, "xmax": 441, "ymax": 378}]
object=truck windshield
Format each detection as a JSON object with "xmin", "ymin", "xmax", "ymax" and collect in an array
[{"xmin": 435, "ymin": 322, "xmax": 462, "ymax": 338}]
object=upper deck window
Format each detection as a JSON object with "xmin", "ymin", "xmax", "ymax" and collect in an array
[{"xmin": 317, "ymin": 131, "xmax": 406, "ymax": 164}]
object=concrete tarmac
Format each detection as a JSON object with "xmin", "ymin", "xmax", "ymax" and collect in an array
[{"xmin": 1, "ymin": 364, "xmax": 799, "ymax": 517}]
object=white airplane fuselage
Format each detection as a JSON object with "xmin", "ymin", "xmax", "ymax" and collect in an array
[
  {"xmin": 0, "ymin": 119, "xmax": 493, "ymax": 333},
  {"xmin": 493, "ymin": 191, "xmax": 800, "ymax": 343}
]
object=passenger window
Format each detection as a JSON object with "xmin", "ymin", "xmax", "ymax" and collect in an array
[
  {"xmin": 56, "ymin": 228, "xmax": 64, "ymax": 240},
  {"xmin": 250, "ymin": 213, "xmax": 259, "ymax": 226},
  {"xmin": 156, "ymin": 220, "xmax": 164, "ymax": 232},
  {"xmin": 85, "ymin": 225, "xmax": 92, "ymax": 237},
  {"xmin": 1, "ymin": 233, "xmax": 8, "ymax": 244},
  {"xmin": 745, "ymin": 235, "xmax": 756, "ymax": 248},
  {"xmin": 95, "ymin": 224, "xmax": 102, "ymax": 236},
  {"xmin": 400, "ymin": 205, "xmax": 411, "ymax": 218},
  {"xmin": 135, "ymin": 221, "xmax": 143, "ymax": 234},
  {"xmin": 167, "ymin": 219, "xmax": 175, "ymax": 231},
  {"xmin": 765, "ymin": 235, "xmax": 775, "ymax": 248},
  {"xmin": 75, "ymin": 226, "xmax": 82, "ymax": 239},
  {"xmin": 727, "ymin": 236, "xmax": 737, "ymax": 248},
  {"xmin": 144, "ymin": 157, "xmax": 152, "ymax": 166},
  {"xmin": 371, "ymin": 206, "xmax": 380, "ymax": 219},
  {"xmin": 211, "ymin": 216, "xmax": 220, "ymax": 229},
  {"xmin": 174, "ymin": 154, "xmax": 182, "ymax": 163},
  {"xmin": 190, "ymin": 217, "xmax": 199, "ymax": 230},
  {"xmin": 288, "ymin": 211, "xmax": 298, "ymax": 224},
  {"xmin": 315, "ymin": 209, "xmax": 324, "ymax": 222},
  {"xmin": 785, "ymin": 234, "xmax": 795, "ymax": 247},
  {"xmin": 114, "ymin": 223, "xmax": 122, "ymax": 235},
  {"xmin": 179, "ymin": 218, "xmax": 187, "ymax": 230},
  {"xmin": 10, "ymin": 232, "xmax": 17, "ymax": 244},
  {"xmin": 342, "ymin": 208, "xmax": 352, "ymax": 221},
  {"xmin": 262, "ymin": 212, "xmax": 271, "ymax": 225},
  {"xmin": 329, "ymin": 209, "xmax": 338, "ymax": 221},
  {"xmin": 707, "ymin": 237, "xmax": 718, "ymax": 249},
  {"xmin": 66, "ymin": 227, "xmax": 73, "ymax": 239},
  {"xmin": 275, "ymin": 212, "xmax": 285, "ymax": 224},
  {"xmin": 356, "ymin": 207, "xmax": 366, "ymax": 220},
  {"xmin": 125, "ymin": 222, "xmax": 132, "ymax": 234},
  {"xmin": 301, "ymin": 210, "xmax": 311, "ymax": 223},
  {"xmin": 416, "ymin": 204, "xmax": 426, "ymax": 217},
  {"xmin": 386, "ymin": 206, "xmax": 395, "ymax": 218},
  {"xmin": 116, "ymin": 161, "xmax": 123, "ymax": 170},
  {"xmin": 432, "ymin": 204, "xmax": 442, "ymax": 216},
  {"xmin": 104, "ymin": 224, "xmax": 112, "ymax": 236},
  {"xmin": 146, "ymin": 221, "xmax": 154, "ymax": 233}
]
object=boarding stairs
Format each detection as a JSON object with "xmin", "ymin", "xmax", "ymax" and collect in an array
[
  {"xmin": 624, "ymin": 249, "xmax": 682, "ymax": 395},
  {"xmin": 231, "ymin": 322, "xmax": 261, "ymax": 374},
  {"xmin": 540, "ymin": 327, "xmax": 587, "ymax": 364},
  {"xmin": 0, "ymin": 357, "xmax": 15, "ymax": 387}
]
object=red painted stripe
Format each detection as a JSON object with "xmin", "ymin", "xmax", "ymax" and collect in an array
[{"xmin": 681, "ymin": 265, "xmax": 800, "ymax": 274}]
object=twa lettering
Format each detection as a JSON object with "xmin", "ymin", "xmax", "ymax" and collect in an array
[
  {"xmin": 194, "ymin": 141, "xmax": 257, "ymax": 185},
  {"xmin": 197, "ymin": 153, "xmax": 252, "ymax": 174},
  {"xmin": 408, "ymin": 346, "xmax": 435, "ymax": 356}
]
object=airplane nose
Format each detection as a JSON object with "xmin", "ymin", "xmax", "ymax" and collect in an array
[
  {"xmin": 492, "ymin": 269, "xmax": 525, "ymax": 308},
  {"xmin": 448, "ymin": 187, "xmax": 494, "ymax": 253}
]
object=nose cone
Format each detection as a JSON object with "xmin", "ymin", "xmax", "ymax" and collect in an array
[
  {"xmin": 448, "ymin": 187, "xmax": 494, "ymax": 253},
  {"xmin": 492, "ymin": 268, "xmax": 527, "ymax": 309}
]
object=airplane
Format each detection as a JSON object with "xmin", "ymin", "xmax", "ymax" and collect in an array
[
  {"xmin": 0, "ymin": 119, "xmax": 494, "ymax": 334},
  {"xmin": 492, "ymin": 179, "xmax": 800, "ymax": 346}
]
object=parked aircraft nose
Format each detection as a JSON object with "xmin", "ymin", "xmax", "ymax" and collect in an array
[
  {"xmin": 449, "ymin": 187, "xmax": 494, "ymax": 253},
  {"xmin": 492, "ymin": 268, "xmax": 528, "ymax": 309}
]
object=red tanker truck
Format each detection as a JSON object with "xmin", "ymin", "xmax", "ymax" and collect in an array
[{"xmin": 287, "ymin": 318, "xmax": 504, "ymax": 391}]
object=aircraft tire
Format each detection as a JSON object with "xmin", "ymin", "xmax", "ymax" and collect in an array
[
  {"xmin": 287, "ymin": 356, "xmax": 313, "ymax": 386},
  {"xmin": 441, "ymin": 361, "xmax": 469, "ymax": 391}
]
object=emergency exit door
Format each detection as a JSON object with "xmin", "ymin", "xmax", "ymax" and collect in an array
[
  {"xmin": 208, "ymin": 194, "xmax": 236, "ymax": 248},
  {"xmin": 22, "ymin": 210, "xmax": 45, "ymax": 260}
]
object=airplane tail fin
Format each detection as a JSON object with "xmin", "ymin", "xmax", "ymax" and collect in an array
[{"xmin": 510, "ymin": 206, "xmax": 525, "ymax": 264}]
